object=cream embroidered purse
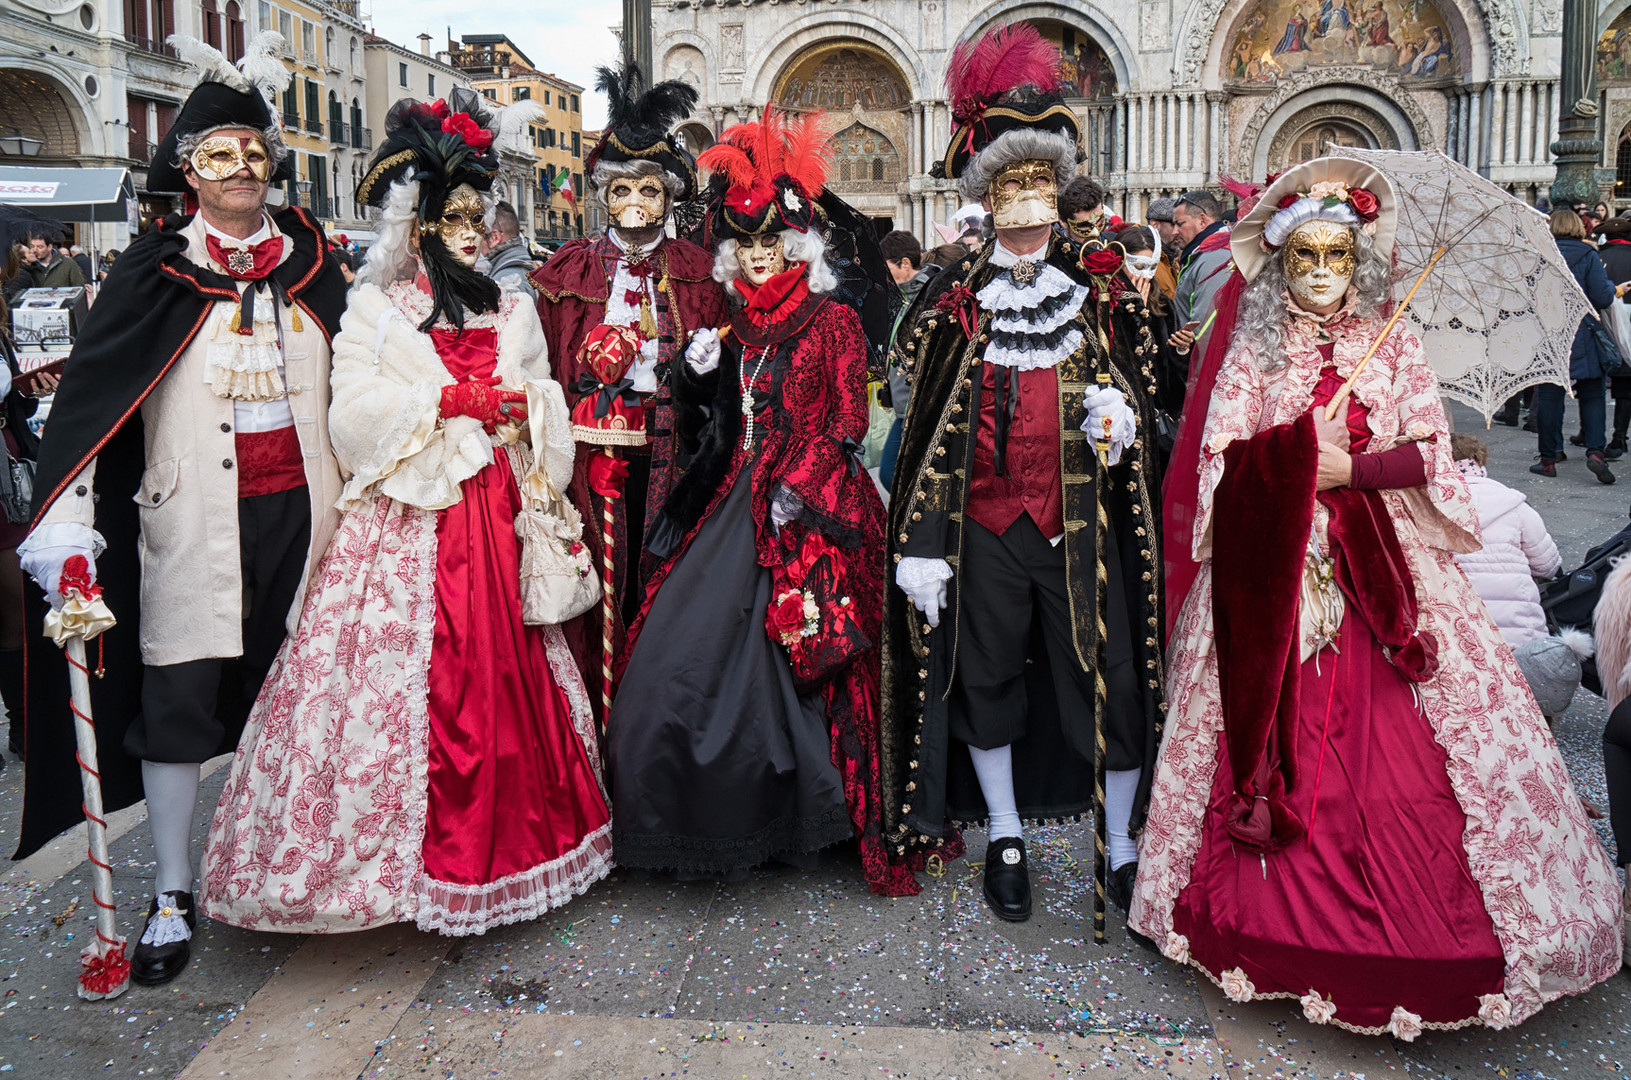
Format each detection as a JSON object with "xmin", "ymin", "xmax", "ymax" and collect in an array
[{"xmin": 503, "ymin": 443, "xmax": 601, "ymax": 626}]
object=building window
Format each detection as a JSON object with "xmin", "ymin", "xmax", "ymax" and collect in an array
[
  {"xmin": 571, "ymin": 130, "xmax": 580, "ymax": 156},
  {"xmin": 571, "ymin": 94, "xmax": 580, "ymax": 112},
  {"xmin": 277, "ymin": 9, "xmax": 291, "ymax": 46},
  {"xmin": 349, "ymin": 36, "xmax": 359, "ymax": 74},
  {"xmin": 350, "ymin": 98, "xmax": 363, "ymax": 148},
  {"xmin": 572, "ymin": 173, "xmax": 582, "ymax": 198},
  {"xmin": 399, "ymin": 62, "xmax": 408, "ymax": 88},
  {"xmin": 201, "ymin": 0, "xmax": 221, "ymax": 49},
  {"xmin": 542, "ymin": 89, "xmax": 550, "ymax": 105},
  {"xmin": 427, "ymin": 73, "xmax": 435, "ymax": 96},
  {"xmin": 256, "ymin": 0, "xmax": 270, "ymax": 31},
  {"xmin": 282, "ymin": 79, "xmax": 298, "ymax": 125},
  {"xmin": 514, "ymin": 86, "xmax": 530, "ymax": 101},
  {"xmin": 482, "ymin": 88, "xmax": 496, "ymax": 99},
  {"xmin": 225, "ymin": 0, "xmax": 243, "ymax": 60},
  {"xmin": 304, "ymin": 77, "xmax": 320, "ymax": 133},
  {"xmin": 301, "ymin": 19, "xmax": 314, "ymax": 62}
]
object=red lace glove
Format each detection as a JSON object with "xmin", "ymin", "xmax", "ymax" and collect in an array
[
  {"xmin": 439, "ymin": 376, "xmax": 528, "ymax": 433},
  {"xmin": 587, "ymin": 452, "xmax": 630, "ymax": 498}
]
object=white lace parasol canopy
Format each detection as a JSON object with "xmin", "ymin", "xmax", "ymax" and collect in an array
[{"xmin": 1330, "ymin": 147, "xmax": 1589, "ymax": 422}]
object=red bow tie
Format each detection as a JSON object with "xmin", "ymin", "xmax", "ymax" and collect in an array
[
  {"xmin": 206, "ymin": 234, "xmax": 281, "ymax": 281},
  {"xmin": 624, "ymin": 258, "xmax": 656, "ymax": 279},
  {"xmin": 625, "ymin": 287, "xmax": 649, "ymax": 306}
]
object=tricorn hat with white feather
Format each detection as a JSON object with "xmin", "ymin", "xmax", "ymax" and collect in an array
[{"xmin": 147, "ymin": 31, "xmax": 294, "ymax": 194}]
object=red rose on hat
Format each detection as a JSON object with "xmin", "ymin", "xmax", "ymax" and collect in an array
[
  {"xmin": 1277, "ymin": 193, "xmax": 1301, "ymax": 210},
  {"xmin": 769, "ymin": 589, "xmax": 809, "ymax": 646},
  {"xmin": 1082, "ymin": 248, "xmax": 1124, "ymax": 277},
  {"xmin": 442, "ymin": 112, "xmax": 493, "ymax": 150},
  {"xmin": 1347, "ymin": 187, "xmax": 1379, "ymax": 223}
]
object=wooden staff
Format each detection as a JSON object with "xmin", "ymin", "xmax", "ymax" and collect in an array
[{"xmin": 1323, "ymin": 245, "xmax": 1448, "ymax": 422}]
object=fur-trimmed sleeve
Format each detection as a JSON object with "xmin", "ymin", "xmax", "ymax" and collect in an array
[
  {"xmin": 328, "ymin": 284, "xmax": 492, "ymax": 512},
  {"xmin": 1192, "ymin": 342, "xmax": 1267, "ymax": 560},
  {"xmin": 1378, "ymin": 329, "xmax": 1481, "ymax": 554}
]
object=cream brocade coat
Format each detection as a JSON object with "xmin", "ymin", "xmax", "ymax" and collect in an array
[{"xmin": 1128, "ymin": 305, "xmax": 1622, "ymax": 1033}]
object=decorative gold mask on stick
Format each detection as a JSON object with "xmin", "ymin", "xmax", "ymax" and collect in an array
[
  {"xmin": 1282, "ymin": 220, "xmax": 1357, "ymax": 310},
  {"xmin": 989, "ymin": 159, "xmax": 1058, "ymax": 230},
  {"xmin": 190, "ymin": 135, "xmax": 273, "ymax": 182}
]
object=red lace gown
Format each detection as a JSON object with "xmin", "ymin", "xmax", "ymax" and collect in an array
[
  {"xmin": 1170, "ymin": 365, "xmax": 1506, "ymax": 1029},
  {"xmin": 417, "ymin": 326, "xmax": 613, "ymax": 928}
]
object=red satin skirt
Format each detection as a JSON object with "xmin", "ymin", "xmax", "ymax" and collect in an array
[
  {"xmin": 1171, "ymin": 611, "xmax": 1506, "ymax": 1029},
  {"xmin": 419, "ymin": 449, "xmax": 611, "ymax": 900}
]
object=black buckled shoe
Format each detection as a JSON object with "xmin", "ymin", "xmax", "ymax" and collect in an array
[
  {"xmin": 1107, "ymin": 862, "xmax": 1139, "ymax": 914},
  {"xmin": 131, "ymin": 891, "xmax": 196, "ymax": 986},
  {"xmin": 983, "ymin": 837, "xmax": 1032, "ymax": 922}
]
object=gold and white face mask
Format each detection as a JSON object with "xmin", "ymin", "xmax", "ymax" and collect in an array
[
  {"xmin": 607, "ymin": 175, "xmax": 670, "ymax": 231},
  {"xmin": 1282, "ymin": 220, "xmax": 1357, "ymax": 310},
  {"xmin": 739, "ymin": 232, "xmax": 788, "ymax": 286},
  {"xmin": 989, "ymin": 159, "xmax": 1058, "ymax": 230},
  {"xmin": 422, "ymin": 183, "xmax": 488, "ymax": 268},
  {"xmin": 190, "ymin": 135, "xmax": 274, "ymax": 182},
  {"xmin": 1065, "ymin": 210, "xmax": 1105, "ymax": 243}
]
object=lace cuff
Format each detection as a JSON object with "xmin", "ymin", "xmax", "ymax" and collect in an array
[{"xmin": 895, "ymin": 555, "xmax": 954, "ymax": 593}]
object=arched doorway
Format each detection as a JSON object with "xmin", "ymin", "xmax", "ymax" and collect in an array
[
  {"xmin": 772, "ymin": 42, "xmax": 911, "ymax": 222},
  {"xmin": 1266, "ymin": 103, "xmax": 1394, "ymax": 171},
  {"xmin": 675, "ymin": 121, "xmax": 714, "ymax": 157},
  {"xmin": 0, "ymin": 69, "xmax": 83, "ymax": 160}
]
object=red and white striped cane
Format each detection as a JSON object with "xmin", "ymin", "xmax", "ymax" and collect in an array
[
  {"xmin": 600, "ymin": 447, "xmax": 618, "ymax": 718},
  {"xmin": 49, "ymin": 555, "xmax": 128, "ymax": 1000}
]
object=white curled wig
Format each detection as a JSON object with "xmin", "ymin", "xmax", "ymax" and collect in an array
[
  {"xmin": 358, "ymin": 176, "xmax": 496, "ymax": 290},
  {"xmin": 1235, "ymin": 225, "xmax": 1393, "ymax": 373},
  {"xmin": 711, "ymin": 228, "xmax": 837, "ymax": 300},
  {"xmin": 957, "ymin": 128, "xmax": 1078, "ymax": 204},
  {"xmin": 1261, "ymin": 197, "xmax": 1372, "ymax": 250}
]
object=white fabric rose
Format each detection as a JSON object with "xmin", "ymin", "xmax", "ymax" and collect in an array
[
  {"xmin": 1220, "ymin": 967, "xmax": 1255, "ymax": 1003},
  {"xmin": 1164, "ymin": 931, "xmax": 1190, "ymax": 965},
  {"xmin": 1477, "ymin": 993, "xmax": 1512, "ymax": 1030},
  {"xmin": 1387, "ymin": 1006, "xmax": 1424, "ymax": 1041},
  {"xmin": 1300, "ymin": 990, "xmax": 1337, "ymax": 1024}
]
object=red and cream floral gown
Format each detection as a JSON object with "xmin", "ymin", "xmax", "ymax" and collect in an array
[
  {"xmin": 1132, "ymin": 296, "xmax": 1622, "ymax": 1035},
  {"xmin": 202, "ymin": 279, "xmax": 612, "ymax": 935}
]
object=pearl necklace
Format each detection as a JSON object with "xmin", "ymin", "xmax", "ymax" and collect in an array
[{"xmin": 740, "ymin": 347, "xmax": 772, "ymax": 450}]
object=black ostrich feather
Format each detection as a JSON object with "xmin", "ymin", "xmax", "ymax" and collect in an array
[{"xmin": 596, "ymin": 60, "xmax": 698, "ymax": 142}]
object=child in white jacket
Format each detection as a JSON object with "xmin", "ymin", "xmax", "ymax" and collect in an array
[{"xmin": 1452, "ymin": 434, "xmax": 1590, "ymax": 718}]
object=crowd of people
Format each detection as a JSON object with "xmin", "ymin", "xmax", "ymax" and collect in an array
[{"xmin": 4, "ymin": 23, "xmax": 1627, "ymax": 1039}]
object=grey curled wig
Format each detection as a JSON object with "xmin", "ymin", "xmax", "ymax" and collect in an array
[
  {"xmin": 1236, "ymin": 227, "xmax": 1393, "ymax": 372},
  {"xmin": 173, "ymin": 122, "xmax": 291, "ymax": 173},
  {"xmin": 590, "ymin": 158, "xmax": 686, "ymax": 216},
  {"xmin": 957, "ymin": 128, "xmax": 1078, "ymax": 203},
  {"xmin": 712, "ymin": 229, "xmax": 837, "ymax": 299}
]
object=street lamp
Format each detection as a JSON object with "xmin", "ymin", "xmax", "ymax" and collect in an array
[
  {"xmin": 296, "ymin": 178, "xmax": 313, "ymax": 207},
  {"xmin": 0, "ymin": 130, "xmax": 45, "ymax": 156},
  {"xmin": 1551, "ymin": 0, "xmax": 1604, "ymax": 207}
]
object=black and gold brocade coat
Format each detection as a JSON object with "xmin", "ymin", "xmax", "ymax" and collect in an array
[{"xmin": 879, "ymin": 236, "xmax": 1168, "ymax": 869}]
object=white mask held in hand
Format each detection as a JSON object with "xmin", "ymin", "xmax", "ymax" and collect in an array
[{"xmin": 1125, "ymin": 253, "xmax": 1159, "ymax": 281}]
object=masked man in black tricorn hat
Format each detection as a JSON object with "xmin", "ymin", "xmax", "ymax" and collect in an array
[
  {"xmin": 14, "ymin": 32, "xmax": 348, "ymax": 986},
  {"xmin": 881, "ymin": 24, "xmax": 1166, "ymax": 935}
]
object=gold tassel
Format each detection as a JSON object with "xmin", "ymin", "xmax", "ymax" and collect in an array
[
  {"xmin": 290, "ymin": 306, "xmax": 304, "ymax": 333},
  {"xmin": 228, "ymin": 308, "xmax": 241, "ymax": 334},
  {"xmin": 638, "ymin": 294, "xmax": 657, "ymax": 340}
]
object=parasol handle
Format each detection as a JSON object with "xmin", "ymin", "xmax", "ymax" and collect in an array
[{"xmin": 1323, "ymin": 245, "xmax": 1448, "ymax": 423}]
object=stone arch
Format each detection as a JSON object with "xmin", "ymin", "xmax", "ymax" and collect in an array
[
  {"xmin": 675, "ymin": 120, "xmax": 714, "ymax": 157},
  {"xmin": 746, "ymin": 16, "xmax": 928, "ymax": 105},
  {"xmin": 956, "ymin": 0, "xmax": 1138, "ymax": 94},
  {"xmin": 1236, "ymin": 66, "xmax": 1432, "ymax": 174},
  {"xmin": 657, "ymin": 29, "xmax": 717, "ymax": 95},
  {"xmin": 664, "ymin": 44, "xmax": 707, "ymax": 94},
  {"xmin": 0, "ymin": 66, "xmax": 93, "ymax": 158},
  {"xmin": 1175, "ymin": 0, "xmax": 1518, "ymax": 87},
  {"xmin": 829, "ymin": 119, "xmax": 905, "ymax": 191}
]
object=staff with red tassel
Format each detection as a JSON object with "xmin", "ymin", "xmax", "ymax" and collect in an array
[{"xmin": 44, "ymin": 554, "xmax": 128, "ymax": 1000}]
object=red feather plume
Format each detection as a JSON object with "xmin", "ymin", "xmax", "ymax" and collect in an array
[
  {"xmin": 698, "ymin": 107, "xmax": 832, "ymax": 198},
  {"xmin": 946, "ymin": 24, "xmax": 1062, "ymax": 121}
]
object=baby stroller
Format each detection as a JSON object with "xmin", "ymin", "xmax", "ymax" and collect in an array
[{"xmin": 1539, "ymin": 520, "xmax": 1631, "ymax": 696}]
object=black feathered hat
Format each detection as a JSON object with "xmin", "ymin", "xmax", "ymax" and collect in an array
[
  {"xmin": 356, "ymin": 88, "xmax": 502, "ymax": 215},
  {"xmin": 585, "ymin": 60, "xmax": 700, "ymax": 201},
  {"xmin": 147, "ymin": 32, "xmax": 295, "ymax": 193}
]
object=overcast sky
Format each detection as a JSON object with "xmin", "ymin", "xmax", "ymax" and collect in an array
[{"xmin": 366, "ymin": 0, "xmax": 624, "ymax": 129}]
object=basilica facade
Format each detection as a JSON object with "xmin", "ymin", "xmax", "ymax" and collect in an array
[{"xmin": 653, "ymin": 0, "xmax": 1623, "ymax": 238}]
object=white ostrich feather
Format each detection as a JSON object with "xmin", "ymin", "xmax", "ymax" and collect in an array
[
  {"xmin": 492, "ymin": 100, "xmax": 544, "ymax": 154},
  {"xmin": 166, "ymin": 31, "xmax": 290, "ymax": 103}
]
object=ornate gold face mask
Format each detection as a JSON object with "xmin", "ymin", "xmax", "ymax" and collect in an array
[
  {"xmin": 421, "ymin": 184, "xmax": 487, "ymax": 268},
  {"xmin": 608, "ymin": 175, "xmax": 669, "ymax": 231},
  {"xmin": 1282, "ymin": 221, "xmax": 1357, "ymax": 310},
  {"xmin": 1065, "ymin": 210, "xmax": 1104, "ymax": 242},
  {"xmin": 988, "ymin": 159, "xmax": 1058, "ymax": 230},
  {"xmin": 738, "ymin": 233, "xmax": 788, "ymax": 287},
  {"xmin": 190, "ymin": 135, "xmax": 273, "ymax": 182}
]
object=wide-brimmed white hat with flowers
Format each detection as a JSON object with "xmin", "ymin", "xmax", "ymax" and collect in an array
[{"xmin": 1231, "ymin": 157, "xmax": 1398, "ymax": 282}]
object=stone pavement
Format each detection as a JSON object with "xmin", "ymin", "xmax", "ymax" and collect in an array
[{"xmin": 0, "ymin": 399, "xmax": 1624, "ymax": 1080}]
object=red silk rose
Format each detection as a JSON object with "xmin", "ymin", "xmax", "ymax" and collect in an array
[
  {"xmin": 442, "ymin": 112, "xmax": 494, "ymax": 150},
  {"xmin": 725, "ymin": 178, "xmax": 776, "ymax": 216},
  {"xmin": 770, "ymin": 591, "xmax": 807, "ymax": 645},
  {"xmin": 410, "ymin": 100, "xmax": 451, "ymax": 125},
  {"xmin": 1347, "ymin": 187, "xmax": 1379, "ymax": 223},
  {"xmin": 1277, "ymin": 194, "xmax": 1301, "ymax": 210},
  {"xmin": 1082, "ymin": 248, "xmax": 1124, "ymax": 277}
]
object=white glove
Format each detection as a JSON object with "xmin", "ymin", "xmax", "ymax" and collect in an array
[
  {"xmin": 896, "ymin": 556, "xmax": 954, "ymax": 629},
  {"xmin": 1081, "ymin": 386, "xmax": 1138, "ymax": 466},
  {"xmin": 17, "ymin": 523, "xmax": 104, "ymax": 610},
  {"xmin": 685, "ymin": 327, "xmax": 721, "ymax": 375}
]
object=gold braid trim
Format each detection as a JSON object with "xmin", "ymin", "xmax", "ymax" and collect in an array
[{"xmin": 356, "ymin": 149, "xmax": 418, "ymax": 207}]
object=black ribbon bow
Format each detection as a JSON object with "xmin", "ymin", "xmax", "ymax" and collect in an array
[{"xmin": 571, "ymin": 372, "xmax": 642, "ymax": 418}]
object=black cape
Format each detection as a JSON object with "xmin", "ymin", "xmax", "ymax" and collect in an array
[{"xmin": 15, "ymin": 206, "xmax": 346, "ymax": 860}]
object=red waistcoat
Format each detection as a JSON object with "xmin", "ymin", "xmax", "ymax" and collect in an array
[{"xmin": 967, "ymin": 362, "xmax": 1064, "ymax": 539}]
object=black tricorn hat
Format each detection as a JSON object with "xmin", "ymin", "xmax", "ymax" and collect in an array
[
  {"xmin": 939, "ymin": 25, "xmax": 1081, "ymax": 181},
  {"xmin": 355, "ymin": 88, "xmax": 502, "ymax": 213},
  {"xmin": 585, "ymin": 60, "xmax": 700, "ymax": 201},
  {"xmin": 146, "ymin": 32, "xmax": 295, "ymax": 194}
]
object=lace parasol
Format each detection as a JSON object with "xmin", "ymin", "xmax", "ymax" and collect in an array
[{"xmin": 1330, "ymin": 147, "xmax": 1589, "ymax": 422}]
